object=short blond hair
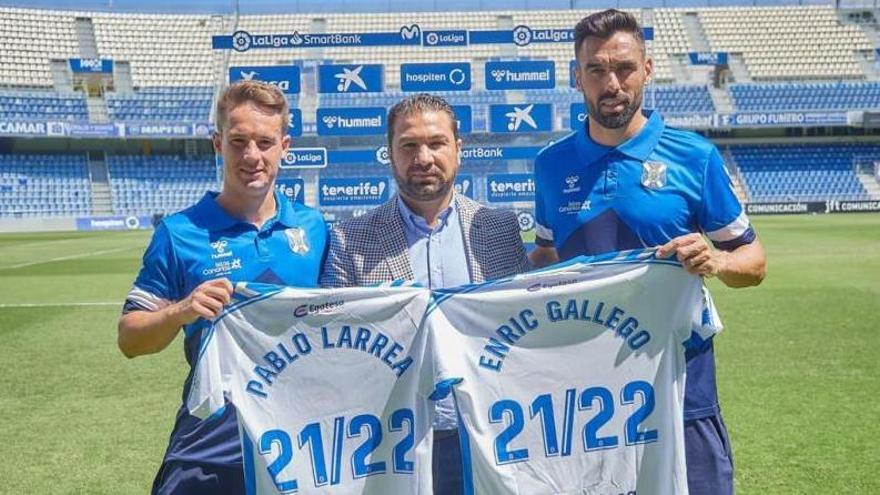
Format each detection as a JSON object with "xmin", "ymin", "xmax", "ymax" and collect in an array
[{"xmin": 214, "ymin": 80, "xmax": 289, "ymax": 135}]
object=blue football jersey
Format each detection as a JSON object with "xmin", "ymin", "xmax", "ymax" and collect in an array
[
  {"xmin": 124, "ymin": 191, "xmax": 327, "ymax": 466},
  {"xmin": 533, "ymin": 112, "xmax": 755, "ymax": 420}
]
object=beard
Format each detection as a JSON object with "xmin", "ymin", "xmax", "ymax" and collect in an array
[
  {"xmin": 393, "ymin": 166, "xmax": 453, "ymax": 202},
  {"xmin": 586, "ymin": 88, "xmax": 643, "ymax": 129}
]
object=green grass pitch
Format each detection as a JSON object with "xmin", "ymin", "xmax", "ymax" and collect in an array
[{"xmin": 0, "ymin": 214, "xmax": 877, "ymax": 494}]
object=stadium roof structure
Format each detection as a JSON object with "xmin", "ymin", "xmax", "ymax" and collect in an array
[{"xmin": 0, "ymin": 0, "xmax": 840, "ymax": 15}]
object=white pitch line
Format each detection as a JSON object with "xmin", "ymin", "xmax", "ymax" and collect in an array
[
  {"xmin": 0, "ymin": 302, "xmax": 119, "ymax": 308},
  {"xmin": 0, "ymin": 246, "xmax": 133, "ymax": 270}
]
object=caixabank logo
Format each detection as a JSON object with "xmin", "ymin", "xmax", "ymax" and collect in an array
[{"xmin": 319, "ymin": 178, "xmax": 389, "ymax": 206}]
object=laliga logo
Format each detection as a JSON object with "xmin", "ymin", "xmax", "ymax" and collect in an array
[
  {"xmin": 425, "ymin": 32, "xmax": 439, "ymax": 45},
  {"xmin": 490, "ymin": 70, "xmax": 506, "ymax": 83},
  {"xmin": 512, "ymin": 25, "xmax": 532, "ymax": 46},
  {"xmin": 322, "ymin": 115, "xmax": 339, "ymax": 129},
  {"xmin": 232, "ymin": 30, "xmax": 252, "ymax": 52},
  {"xmin": 400, "ymin": 24, "xmax": 421, "ymax": 40},
  {"xmin": 375, "ymin": 146, "xmax": 390, "ymax": 165},
  {"xmin": 517, "ymin": 211, "xmax": 536, "ymax": 232},
  {"xmin": 285, "ymin": 151, "xmax": 297, "ymax": 164}
]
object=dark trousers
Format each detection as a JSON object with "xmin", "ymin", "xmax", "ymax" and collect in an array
[
  {"xmin": 685, "ymin": 414, "xmax": 735, "ymax": 495},
  {"xmin": 433, "ymin": 428, "xmax": 464, "ymax": 495}
]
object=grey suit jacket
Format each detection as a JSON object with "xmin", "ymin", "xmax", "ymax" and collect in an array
[{"xmin": 320, "ymin": 193, "xmax": 530, "ymax": 287}]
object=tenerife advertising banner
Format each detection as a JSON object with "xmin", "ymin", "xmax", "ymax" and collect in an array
[
  {"xmin": 486, "ymin": 173, "xmax": 537, "ymax": 202},
  {"xmin": 454, "ymin": 174, "xmax": 475, "ymax": 199},
  {"xmin": 319, "ymin": 177, "xmax": 390, "ymax": 206},
  {"xmin": 275, "ymin": 178, "xmax": 306, "ymax": 203}
]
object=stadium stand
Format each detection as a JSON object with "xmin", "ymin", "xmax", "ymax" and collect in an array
[
  {"xmin": 107, "ymin": 155, "xmax": 217, "ymax": 215},
  {"xmin": 730, "ymin": 81, "xmax": 880, "ymax": 112},
  {"xmin": 91, "ymin": 12, "xmax": 222, "ymax": 88},
  {"xmin": 0, "ymin": 90, "xmax": 88, "ymax": 121},
  {"xmin": 105, "ymin": 86, "xmax": 212, "ymax": 122},
  {"xmin": 0, "ymin": 7, "xmax": 79, "ymax": 87},
  {"xmin": 699, "ymin": 5, "xmax": 872, "ymax": 80},
  {"xmin": 0, "ymin": 154, "xmax": 91, "ymax": 217},
  {"xmin": 730, "ymin": 144, "xmax": 878, "ymax": 202},
  {"xmin": 1, "ymin": 4, "xmax": 879, "ymax": 223}
]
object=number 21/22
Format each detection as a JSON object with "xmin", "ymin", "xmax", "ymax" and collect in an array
[
  {"xmin": 489, "ymin": 381, "xmax": 658, "ymax": 464},
  {"xmin": 258, "ymin": 408, "xmax": 415, "ymax": 492}
]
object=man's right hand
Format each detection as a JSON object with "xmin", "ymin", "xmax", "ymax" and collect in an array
[{"xmin": 173, "ymin": 278, "xmax": 234, "ymax": 325}]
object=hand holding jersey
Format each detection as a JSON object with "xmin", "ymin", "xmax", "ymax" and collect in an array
[{"xmin": 174, "ymin": 279, "xmax": 234, "ymax": 325}]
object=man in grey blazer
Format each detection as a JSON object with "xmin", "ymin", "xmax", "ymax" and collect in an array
[{"xmin": 320, "ymin": 93, "xmax": 529, "ymax": 494}]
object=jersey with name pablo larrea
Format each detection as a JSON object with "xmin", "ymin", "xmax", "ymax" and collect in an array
[
  {"xmin": 426, "ymin": 251, "xmax": 722, "ymax": 495},
  {"xmin": 187, "ymin": 284, "xmax": 434, "ymax": 495}
]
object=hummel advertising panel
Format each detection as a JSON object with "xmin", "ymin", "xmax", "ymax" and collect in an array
[
  {"xmin": 484, "ymin": 60, "xmax": 555, "ymax": 90},
  {"xmin": 318, "ymin": 64, "xmax": 384, "ymax": 93},
  {"xmin": 452, "ymin": 105, "xmax": 472, "ymax": 134},
  {"xmin": 486, "ymin": 173, "xmax": 537, "ymax": 202},
  {"xmin": 281, "ymin": 148, "xmax": 328, "ymax": 169},
  {"xmin": 316, "ymin": 107, "xmax": 386, "ymax": 136},
  {"xmin": 454, "ymin": 174, "xmax": 475, "ymax": 199},
  {"xmin": 228, "ymin": 65, "xmax": 301, "ymax": 94},
  {"xmin": 489, "ymin": 103, "xmax": 553, "ymax": 133},
  {"xmin": 400, "ymin": 62, "xmax": 471, "ymax": 92},
  {"xmin": 288, "ymin": 109, "xmax": 303, "ymax": 137},
  {"xmin": 275, "ymin": 178, "xmax": 305, "ymax": 203},
  {"xmin": 319, "ymin": 177, "xmax": 390, "ymax": 206}
]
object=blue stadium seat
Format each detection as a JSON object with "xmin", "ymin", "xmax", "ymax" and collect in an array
[{"xmin": 730, "ymin": 143, "xmax": 877, "ymax": 202}]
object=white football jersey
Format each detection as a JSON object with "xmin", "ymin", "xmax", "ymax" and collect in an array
[
  {"xmin": 425, "ymin": 251, "xmax": 722, "ymax": 495},
  {"xmin": 187, "ymin": 283, "xmax": 434, "ymax": 495}
]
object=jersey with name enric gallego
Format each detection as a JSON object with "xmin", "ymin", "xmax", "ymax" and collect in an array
[{"xmin": 425, "ymin": 250, "xmax": 722, "ymax": 495}]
